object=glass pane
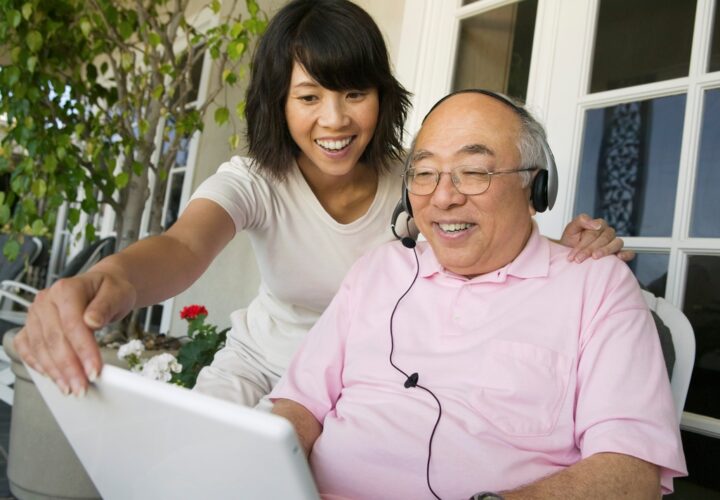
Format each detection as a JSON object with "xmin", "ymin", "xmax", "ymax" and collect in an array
[
  {"xmin": 575, "ymin": 95, "xmax": 685, "ymax": 237},
  {"xmin": 163, "ymin": 171, "xmax": 185, "ymax": 230},
  {"xmin": 452, "ymin": 1, "xmax": 537, "ymax": 100},
  {"xmin": 682, "ymin": 255, "xmax": 720, "ymax": 420},
  {"xmin": 163, "ymin": 117, "xmax": 190, "ymax": 167},
  {"xmin": 690, "ymin": 88, "xmax": 720, "ymax": 237},
  {"xmin": 591, "ymin": 0, "xmax": 696, "ymax": 92},
  {"xmin": 171, "ymin": 45, "xmax": 205, "ymax": 106},
  {"xmin": 627, "ymin": 252, "xmax": 669, "ymax": 297},
  {"xmin": 710, "ymin": 2, "xmax": 720, "ymax": 72}
]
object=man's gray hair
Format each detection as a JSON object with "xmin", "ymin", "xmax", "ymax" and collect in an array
[{"xmin": 508, "ymin": 97, "xmax": 550, "ymax": 188}]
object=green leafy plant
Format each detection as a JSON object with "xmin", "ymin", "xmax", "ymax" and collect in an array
[
  {"xmin": 0, "ymin": 0, "xmax": 267, "ymax": 260},
  {"xmin": 171, "ymin": 304, "xmax": 229, "ymax": 388}
]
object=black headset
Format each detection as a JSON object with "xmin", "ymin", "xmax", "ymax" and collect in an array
[{"xmin": 391, "ymin": 89, "xmax": 558, "ymax": 241}]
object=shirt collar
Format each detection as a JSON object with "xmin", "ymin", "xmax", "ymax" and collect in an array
[{"xmin": 417, "ymin": 222, "xmax": 550, "ymax": 283}]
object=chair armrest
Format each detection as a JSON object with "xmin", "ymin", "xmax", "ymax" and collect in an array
[
  {"xmin": 0, "ymin": 289, "xmax": 32, "ymax": 309},
  {"xmin": 0, "ymin": 280, "xmax": 40, "ymax": 296}
]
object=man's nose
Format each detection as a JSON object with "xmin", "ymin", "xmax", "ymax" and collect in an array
[
  {"xmin": 431, "ymin": 172, "xmax": 465, "ymax": 208},
  {"xmin": 318, "ymin": 97, "xmax": 350, "ymax": 129}
]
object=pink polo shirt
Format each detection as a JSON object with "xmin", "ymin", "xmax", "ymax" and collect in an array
[{"xmin": 270, "ymin": 226, "xmax": 687, "ymax": 499}]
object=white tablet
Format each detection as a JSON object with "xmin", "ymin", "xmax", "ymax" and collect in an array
[{"xmin": 30, "ymin": 364, "xmax": 320, "ymax": 500}]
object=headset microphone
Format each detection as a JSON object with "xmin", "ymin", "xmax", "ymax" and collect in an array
[{"xmin": 401, "ymin": 237, "xmax": 416, "ymax": 249}]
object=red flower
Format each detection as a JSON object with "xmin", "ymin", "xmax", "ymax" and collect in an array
[{"xmin": 180, "ymin": 304, "xmax": 208, "ymax": 320}]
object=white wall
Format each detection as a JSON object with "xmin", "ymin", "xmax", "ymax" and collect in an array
[{"xmin": 352, "ymin": 0, "xmax": 406, "ymax": 62}]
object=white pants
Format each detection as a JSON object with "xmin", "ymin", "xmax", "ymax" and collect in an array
[{"xmin": 193, "ymin": 331, "xmax": 281, "ymax": 412}]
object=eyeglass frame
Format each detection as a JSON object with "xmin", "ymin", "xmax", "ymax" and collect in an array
[{"xmin": 402, "ymin": 165, "xmax": 540, "ymax": 196}]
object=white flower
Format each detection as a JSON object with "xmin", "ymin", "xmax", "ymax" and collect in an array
[
  {"xmin": 117, "ymin": 339, "xmax": 145, "ymax": 361},
  {"xmin": 140, "ymin": 353, "xmax": 182, "ymax": 383}
]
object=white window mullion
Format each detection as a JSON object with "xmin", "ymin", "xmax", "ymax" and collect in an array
[
  {"xmin": 396, "ymin": 0, "xmax": 459, "ymax": 141},
  {"xmin": 689, "ymin": 0, "xmax": 716, "ymax": 79},
  {"xmin": 523, "ymin": 0, "xmax": 562, "ymax": 119},
  {"xmin": 538, "ymin": 0, "xmax": 596, "ymax": 238}
]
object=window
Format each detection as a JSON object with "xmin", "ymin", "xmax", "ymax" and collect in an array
[{"xmin": 452, "ymin": 0, "xmax": 537, "ymax": 100}]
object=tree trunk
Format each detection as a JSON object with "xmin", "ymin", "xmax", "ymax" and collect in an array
[
  {"xmin": 116, "ymin": 167, "xmax": 149, "ymax": 252},
  {"xmin": 147, "ymin": 167, "xmax": 167, "ymax": 237}
]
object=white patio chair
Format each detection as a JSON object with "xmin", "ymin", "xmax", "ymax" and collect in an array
[{"xmin": 642, "ymin": 289, "xmax": 696, "ymax": 420}]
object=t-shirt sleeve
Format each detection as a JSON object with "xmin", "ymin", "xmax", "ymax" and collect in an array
[
  {"xmin": 575, "ymin": 261, "xmax": 687, "ymax": 493},
  {"xmin": 268, "ymin": 256, "xmax": 364, "ymax": 424},
  {"xmin": 190, "ymin": 156, "xmax": 274, "ymax": 232}
]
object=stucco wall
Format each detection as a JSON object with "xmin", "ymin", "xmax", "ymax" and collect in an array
[{"xmin": 167, "ymin": 0, "xmax": 405, "ymax": 334}]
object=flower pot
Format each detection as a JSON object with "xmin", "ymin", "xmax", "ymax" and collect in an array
[{"xmin": 3, "ymin": 330, "xmax": 128, "ymax": 500}]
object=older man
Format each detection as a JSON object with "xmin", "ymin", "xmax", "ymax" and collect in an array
[{"xmin": 270, "ymin": 90, "xmax": 686, "ymax": 499}]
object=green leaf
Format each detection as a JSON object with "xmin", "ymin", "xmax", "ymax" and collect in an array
[
  {"xmin": 42, "ymin": 155, "xmax": 57, "ymax": 173},
  {"xmin": 56, "ymin": 146, "xmax": 66, "ymax": 160},
  {"xmin": 247, "ymin": 0, "xmax": 260, "ymax": 17},
  {"xmin": 26, "ymin": 56, "xmax": 38, "ymax": 73},
  {"xmin": 11, "ymin": 175, "xmax": 30, "ymax": 194},
  {"xmin": 227, "ymin": 40, "xmax": 245, "ymax": 60},
  {"xmin": 210, "ymin": 0, "xmax": 221, "ymax": 14},
  {"xmin": 115, "ymin": 172, "xmax": 129, "ymax": 188},
  {"xmin": 121, "ymin": 52, "xmax": 133, "ymax": 70},
  {"xmin": 132, "ymin": 161, "xmax": 144, "ymax": 175},
  {"xmin": 9, "ymin": 9, "xmax": 22, "ymax": 28},
  {"xmin": 151, "ymin": 84, "xmax": 164, "ymax": 100},
  {"xmin": 4, "ymin": 66, "xmax": 20, "ymax": 87},
  {"xmin": 236, "ymin": 100, "xmax": 246, "ymax": 118},
  {"xmin": 85, "ymin": 223, "xmax": 96, "ymax": 241},
  {"xmin": 214, "ymin": 106, "xmax": 229, "ymax": 126},
  {"xmin": 80, "ymin": 18, "xmax": 92, "ymax": 37},
  {"xmin": 3, "ymin": 239, "xmax": 21, "ymax": 262},
  {"xmin": 148, "ymin": 32, "xmax": 162, "ymax": 47},
  {"xmin": 230, "ymin": 22, "xmax": 245, "ymax": 39},
  {"xmin": 228, "ymin": 133, "xmax": 240, "ymax": 150},
  {"xmin": 21, "ymin": 2, "xmax": 32, "ymax": 20},
  {"xmin": 0, "ymin": 204, "xmax": 10, "ymax": 225},
  {"xmin": 31, "ymin": 179, "xmax": 47, "ymax": 198},
  {"xmin": 31, "ymin": 219, "xmax": 45, "ymax": 236},
  {"xmin": 26, "ymin": 31, "xmax": 43, "ymax": 53},
  {"xmin": 222, "ymin": 69, "xmax": 237, "ymax": 85},
  {"xmin": 119, "ymin": 20, "xmax": 133, "ymax": 41},
  {"xmin": 67, "ymin": 207, "xmax": 80, "ymax": 227}
]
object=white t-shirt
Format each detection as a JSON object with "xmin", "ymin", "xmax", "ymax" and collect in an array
[{"xmin": 190, "ymin": 156, "xmax": 403, "ymax": 388}]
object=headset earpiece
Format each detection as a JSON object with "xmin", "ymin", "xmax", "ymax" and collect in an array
[
  {"xmin": 402, "ymin": 182, "xmax": 412, "ymax": 218},
  {"xmin": 531, "ymin": 169, "xmax": 549, "ymax": 213}
]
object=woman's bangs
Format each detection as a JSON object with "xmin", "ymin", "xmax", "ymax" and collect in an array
[{"xmin": 293, "ymin": 22, "xmax": 382, "ymax": 91}]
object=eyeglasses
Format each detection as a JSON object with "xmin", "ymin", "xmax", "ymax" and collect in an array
[{"xmin": 402, "ymin": 165, "xmax": 539, "ymax": 196}]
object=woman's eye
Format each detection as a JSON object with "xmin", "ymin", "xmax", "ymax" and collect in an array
[
  {"xmin": 298, "ymin": 95, "xmax": 318, "ymax": 103},
  {"xmin": 346, "ymin": 91, "xmax": 366, "ymax": 100}
]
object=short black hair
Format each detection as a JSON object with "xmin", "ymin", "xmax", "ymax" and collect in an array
[{"xmin": 245, "ymin": 0, "xmax": 411, "ymax": 180}]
